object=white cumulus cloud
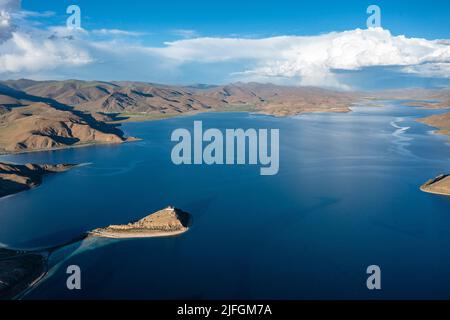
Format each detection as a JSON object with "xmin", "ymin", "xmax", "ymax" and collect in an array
[
  {"xmin": 0, "ymin": 32, "xmax": 92, "ymax": 73},
  {"xmin": 0, "ymin": 0, "xmax": 449, "ymax": 89},
  {"xmin": 149, "ymin": 28, "xmax": 450, "ymax": 87},
  {"xmin": 0, "ymin": 0, "xmax": 18, "ymax": 40},
  {"xmin": 0, "ymin": 0, "xmax": 92, "ymax": 74}
]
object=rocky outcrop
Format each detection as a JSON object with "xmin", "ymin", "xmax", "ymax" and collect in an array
[
  {"xmin": 420, "ymin": 174, "xmax": 450, "ymax": 196},
  {"xmin": 0, "ymin": 162, "xmax": 75, "ymax": 198},
  {"xmin": 90, "ymin": 206, "xmax": 191, "ymax": 238},
  {"xmin": 0, "ymin": 206, "xmax": 192, "ymax": 299}
]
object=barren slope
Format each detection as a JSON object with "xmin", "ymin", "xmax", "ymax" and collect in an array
[
  {"xmin": 1, "ymin": 80, "xmax": 359, "ymax": 118},
  {"xmin": 0, "ymin": 84, "xmax": 135, "ymax": 154},
  {"xmin": 417, "ymin": 112, "xmax": 450, "ymax": 137},
  {"xmin": 0, "ymin": 162, "xmax": 75, "ymax": 198}
]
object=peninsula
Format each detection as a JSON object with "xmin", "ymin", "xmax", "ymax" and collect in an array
[
  {"xmin": 0, "ymin": 206, "xmax": 192, "ymax": 299},
  {"xmin": 0, "ymin": 248, "xmax": 46, "ymax": 299},
  {"xmin": 89, "ymin": 206, "xmax": 191, "ymax": 238},
  {"xmin": 417, "ymin": 112, "xmax": 450, "ymax": 142},
  {"xmin": 420, "ymin": 174, "xmax": 450, "ymax": 196},
  {"xmin": 0, "ymin": 162, "xmax": 75, "ymax": 198}
]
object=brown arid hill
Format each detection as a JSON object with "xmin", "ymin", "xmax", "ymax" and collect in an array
[
  {"xmin": 420, "ymin": 174, "xmax": 450, "ymax": 196},
  {"xmin": 417, "ymin": 112, "xmax": 450, "ymax": 138},
  {"xmin": 0, "ymin": 80, "xmax": 359, "ymax": 118},
  {"xmin": 0, "ymin": 84, "xmax": 136, "ymax": 154},
  {"xmin": 0, "ymin": 79, "xmax": 226, "ymax": 115},
  {"xmin": 0, "ymin": 80, "xmax": 360, "ymax": 155},
  {"xmin": 89, "ymin": 206, "xmax": 191, "ymax": 238},
  {"xmin": 197, "ymin": 83, "xmax": 357, "ymax": 116},
  {"xmin": 3, "ymin": 79, "xmax": 450, "ymax": 119},
  {"xmin": 0, "ymin": 162, "xmax": 75, "ymax": 198},
  {"xmin": 2, "ymin": 79, "xmax": 450, "ymax": 154}
]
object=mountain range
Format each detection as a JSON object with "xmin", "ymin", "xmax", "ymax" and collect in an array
[
  {"xmin": 1, "ymin": 80, "xmax": 358, "ymax": 116},
  {"xmin": 0, "ymin": 79, "xmax": 449, "ymax": 154}
]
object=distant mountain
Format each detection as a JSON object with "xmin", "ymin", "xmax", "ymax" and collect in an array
[
  {"xmin": 0, "ymin": 80, "xmax": 358, "ymax": 117},
  {"xmin": 366, "ymin": 87, "xmax": 450, "ymax": 109},
  {"xmin": 1, "ymin": 80, "xmax": 216, "ymax": 114}
]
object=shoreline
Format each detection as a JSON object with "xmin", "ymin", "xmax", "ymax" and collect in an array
[
  {"xmin": 420, "ymin": 187, "xmax": 450, "ymax": 197},
  {"xmin": 108, "ymin": 106, "xmax": 352, "ymax": 124},
  {"xmin": 3, "ymin": 98, "xmax": 446, "ymax": 157},
  {"xmin": 0, "ymin": 163, "xmax": 76, "ymax": 199},
  {"xmin": 0, "ymin": 108, "xmax": 352, "ymax": 156},
  {"xmin": 420, "ymin": 174, "xmax": 450, "ymax": 197},
  {"xmin": 2, "ymin": 98, "xmax": 447, "ymax": 155},
  {"xmin": 0, "ymin": 137, "xmax": 141, "ymax": 157},
  {"xmin": 88, "ymin": 227, "xmax": 189, "ymax": 239},
  {"xmin": 0, "ymin": 249, "xmax": 48, "ymax": 300},
  {"xmin": 1, "ymin": 101, "xmax": 448, "ymax": 201},
  {"xmin": 416, "ymin": 111, "xmax": 450, "ymax": 145}
]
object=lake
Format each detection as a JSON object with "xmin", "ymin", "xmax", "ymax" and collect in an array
[{"xmin": 1, "ymin": 101, "xmax": 450, "ymax": 299}]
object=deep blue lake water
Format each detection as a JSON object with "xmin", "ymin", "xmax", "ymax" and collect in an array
[{"xmin": 1, "ymin": 102, "xmax": 450, "ymax": 299}]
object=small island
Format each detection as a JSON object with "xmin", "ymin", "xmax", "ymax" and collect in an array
[
  {"xmin": 89, "ymin": 206, "xmax": 191, "ymax": 239},
  {"xmin": 0, "ymin": 206, "xmax": 192, "ymax": 299},
  {"xmin": 420, "ymin": 174, "xmax": 450, "ymax": 196}
]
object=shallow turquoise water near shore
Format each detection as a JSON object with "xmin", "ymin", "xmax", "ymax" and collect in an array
[{"xmin": 1, "ymin": 102, "xmax": 450, "ymax": 299}]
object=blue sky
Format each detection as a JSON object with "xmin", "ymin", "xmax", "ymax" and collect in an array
[
  {"xmin": 23, "ymin": 0, "xmax": 450, "ymax": 40},
  {"xmin": 1, "ymin": 0, "xmax": 449, "ymax": 89}
]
